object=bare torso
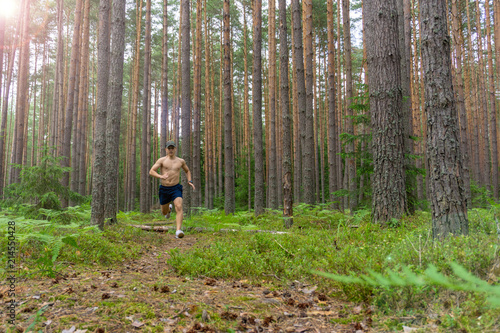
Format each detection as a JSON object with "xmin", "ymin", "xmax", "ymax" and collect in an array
[{"xmin": 158, "ymin": 156, "xmax": 185, "ymax": 187}]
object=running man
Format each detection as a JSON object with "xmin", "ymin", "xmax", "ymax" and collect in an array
[{"xmin": 149, "ymin": 140, "xmax": 195, "ymax": 238}]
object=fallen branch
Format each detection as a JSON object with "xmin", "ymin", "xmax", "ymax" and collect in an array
[
  {"xmin": 274, "ymin": 239, "xmax": 295, "ymax": 257},
  {"xmin": 130, "ymin": 224, "xmax": 288, "ymax": 235}
]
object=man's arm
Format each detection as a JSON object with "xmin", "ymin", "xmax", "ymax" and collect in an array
[
  {"xmin": 149, "ymin": 159, "xmax": 168, "ymax": 180},
  {"xmin": 182, "ymin": 161, "xmax": 195, "ymax": 190}
]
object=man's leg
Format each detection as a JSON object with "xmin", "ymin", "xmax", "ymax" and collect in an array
[
  {"xmin": 161, "ymin": 202, "xmax": 173, "ymax": 219},
  {"xmin": 173, "ymin": 197, "xmax": 184, "ymax": 236}
]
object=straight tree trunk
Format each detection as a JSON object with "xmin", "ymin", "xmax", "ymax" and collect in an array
[
  {"xmin": 327, "ymin": 0, "xmax": 338, "ymax": 209},
  {"xmin": 342, "ymin": 0, "xmax": 357, "ymax": 211},
  {"xmin": 161, "ymin": 0, "xmax": 169, "ymax": 154},
  {"xmin": 11, "ymin": 0, "xmax": 30, "ymax": 184},
  {"xmin": 279, "ymin": 0, "xmax": 292, "ymax": 227},
  {"xmin": 292, "ymin": 0, "xmax": 307, "ymax": 203},
  {"xmin": 253, "ymin": 0, "xmax": 265, "ymax": 215},
  {"xmin": 0, "ymin": 15, "xmax": 17, "ymax": 196},
  {"xmin": 61, "ymin": 0, "xmax": 83, "ymax": 206},
  {"xmin": 72, "ymin": 0, "xmax": 90, "ymax": 199},
  {"xmin": 419, "ymin": 0, "xmax": 468, "ymax": 238},
  {"xmin": 181, "ymin": 0, "xmax": 192, "ymax": 215},
  {"xmin": 243, "ymin": 7, "xmax": 252, "ymax": 211},
  {"xmin": 50, "ymin": 0, "xmax": 64, "ymax": 152},
  {"xmin": 364, "ymin": 0, "xmax": 407, "ymax": 223},
  {"xmin": 485, "ymin": 0, "xmax": 498, "ymax": 199},
  {"xmin": 223, "ymin": 0, "xmax": 235, "ymax": 214},
  {"xmin": 451, "ymin": 0, "xmax": 471, "ymax": 205},
  {"xmin": 303, "ymin": 0, "xmax": 315, "ymax": 205},
  {"xmin": 397, "ymin": 0, "xmax": 415, "ymax": 212},
  {"xmin": 474, "ymin": 0, "xmax": 491, "ymax": 191},
  {"xmin": 91, "ymin": 0, "xmax": 111, "ymax": 229},
  {"xmin": 193, "ymin": 0, "xmax": 202, "ymax": 208},
  {"xmin": 291, "ymin": 12, "xmax": 301, "ymax": 204},
  {"xmin": 268, "ymin": 0, "xmax": 277, "ymax": 209},
  {"xmin": 140, "ymin": 0, "xmax": 152, "ymax": 214},
  {"xmin": 104, "ymin": 0, "xmax": 126, "ymax": 223}
]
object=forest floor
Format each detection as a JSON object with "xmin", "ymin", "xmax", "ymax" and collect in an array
[{"xmin": 4, "ymin": 228, "xmax": 425, "ymax": 333}]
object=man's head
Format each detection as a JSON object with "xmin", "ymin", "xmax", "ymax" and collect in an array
[{"xmin": 165, "ymin": 140, "xmax": 176, "ymax": 155}]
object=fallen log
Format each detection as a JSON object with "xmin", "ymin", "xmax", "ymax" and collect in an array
[{"xmin": 130, "ymin": 224, "xmax": 288, "ymax": 234}]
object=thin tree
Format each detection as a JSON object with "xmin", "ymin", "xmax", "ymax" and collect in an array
[
  {"xmin": 268, "ymin": 0, "xmax": 278, "ymax": 209},
  {"xmin": 223, "ymin": 0, "xmax": 235, "ymax": 214},
  {"xmin": 342, "ymin": 0, "xmax": 357, "ymax": 211},
  {"xmin": 140, "ymin": 0, "xmax": 152, "ymax": 213},
  {"xmin": 90, "ymin": 0, "xmax": 111, "ymax": 229},
  {"xmin": 364, "ymin": 0, "xmax": 407, "ymax": 223},
  {"xmin": 104, "ymin": 0, "xmax": 126, "ymax": 223},
  {"xmin": 10, "ymin": 0, "xmax": 30, "ymax": 184},
  {"xmin": 181, "ymin": 0, "xmax": 192, "ymax": 214},
  {"xmin": 193, "ymin": 0, "xmax": 202, "ymax": 208},
  {"xmin": 484, "ymin": 0, "xmax": 498, "ymax": 199},
  {"xmin": 60, "ymin": 0, "xmax": 83, "ymax": 206},
  {"xmin": 291, "ymin": 0, "xmax": 306, "ymax": 203},
  {"xmin": 450, "ymin": 0, "xmax": 471, "ymax": 204},
  {"xmin": 161, "ymin": 0, "xmax": 169, "ymax": 154},
  {"xmin": 253, "ymin": 0, "xmax": 265, "ymax": 216},
  {"xmin": 327, "ymin": 0, "xmax": 338, "ymax": 209},
  {"xmin": 303, "ymin": 0, "xmax": 315, "ymax": 204},
  {"xmin": 279, "ymin": 0, "xmax": 292, "ymax": 227},
  {"xmin": 419, "ymin": 0, "xmax": 468, "ymax": 238}
]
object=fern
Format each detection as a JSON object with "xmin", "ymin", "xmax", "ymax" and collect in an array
[{"xmin": 314, "ymin": 262, "xmax": 500, "ymax": 308}]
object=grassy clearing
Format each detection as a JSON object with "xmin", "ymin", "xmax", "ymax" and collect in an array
[{"xmin": 1, "ymin": 203, "xmax": 499, "ymax": 331}]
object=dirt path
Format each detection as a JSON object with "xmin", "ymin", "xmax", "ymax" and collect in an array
[{"xmin": 3, "ymin": 233, "xmax": 373, "ymax": 333}]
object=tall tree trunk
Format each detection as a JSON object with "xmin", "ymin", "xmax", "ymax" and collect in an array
[
  {"xmin": 474, "ymin": 0, "xmax": 491, "ymax": 191},
  {"xmin": 303, "ymin": 0, "xmax": 315, "ymax": 205},
  {"xmin": 11, "ymin": 0, "xmax": 30, "ymax": 185},
  {"xmin": 420, "ymin": 0, "xmax": 468, "ymax": 238},
  {"xmin": 104, "ymin": 0, "xmax": 126, "ymax": 223},
  {"xmin": 342, "ymin": 0, "xmax": 357, "ymax": 211},
  {"xmin": 181, "ymin": 0, "xmax": 192, "ymax": 215},
  {"xmin": 72, "ymin": 0, "xmax": 90, "ymax": 200},
  {"xmin": 50, "ymin": 0, "xmax": 64, "ymax": 153},
  {"xmin": 253, "ymin": 0, "xmax": 265, "ymax": 216},
  {"xmin": 161, "ymin": 0, "xmax": 169, "ymax": 154},
  {"xmin": 242, "ymin": 6, "xmax": 251, "ymax": 211},
  {"xmin": 291, "ymin": 12, "xmax": 301, "ymax": 204},
  {"xmin": 60, "ymin": 0, "xmax": 83, "ymax": 206},
  {"xmin": 268, "ymin": 0, "xmax": 278, "ymax": 209},
  {"xmin": 485, "ymin": 0, "xmax": 499, "ymax": 199},
  {"xmin": 0, "ymin": 14, "xmax": 17, "ymax": 196},
  {"xmin": 280, "ymin": 0, "xmax": 292, "ymax": 227},
  {"xmin": 140, "ymin": 0, "xmax": 152, "ymax": 214},
  {"xmin": 397, "ymin": 0, "xmax": 415, "ymax": 213},
  {"xmin": 223, "ymin": 0, "xmax": 235, "ymax": 214},
  {"xmin": 364, "ymin": 0, "xmax": 407, "ymax": 223},
  {"xmin": 292, "ymin": 0, "xmax": 306, "ymax": 203},
  {"xmin": 327, "ymin": 0, "xmax": 338, "ymax": 209},
  {"xmin": 91, "ymin": 0, "xmax": 110, "ymax": 229},
  {"xmin": 193, "ymin": 0, "xmax": 202, "ymax": 208},
  {"xmin": 450, "ymin": 0, "xmax": 471, "ymax": 205}
]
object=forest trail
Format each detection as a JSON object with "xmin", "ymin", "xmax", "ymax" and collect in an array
[{"xmin": 7, "ymin": 231, "xmax": 379, "ymax": 333}]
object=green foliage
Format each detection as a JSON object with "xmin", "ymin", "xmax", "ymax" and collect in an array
[
  {"xmin": 314, "ymin": 262, "xmax": 500, "ymax": 309},
  {"xmin": 3, "ymin": 147, "xmax": 86, "ymax": 218}
]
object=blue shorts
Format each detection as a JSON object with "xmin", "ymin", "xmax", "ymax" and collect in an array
[{"xmin": 159, "ymin": 184, "xmax": 183, "ymax": 205}]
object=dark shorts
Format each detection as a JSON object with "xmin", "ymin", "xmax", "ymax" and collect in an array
[{"xmin": 159, "ymin": 184, "xmax": 183, "ymax": 205}]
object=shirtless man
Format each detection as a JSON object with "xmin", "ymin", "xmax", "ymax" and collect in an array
[{"xmin": 149, "ymin": 140, "xmax": 195, "ymax": 238}]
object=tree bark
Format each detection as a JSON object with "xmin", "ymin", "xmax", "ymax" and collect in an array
[
  {"xmin": 419, "ymin": 0, "xmax": 468, "ymax": 238},
  {"xmin": 60, "ymin": 0, "xmax": 83, "ymax": 206},
  {"xmin": 342, "ymin": 0, "xmax": 357, "ymax": 211},
  {"xmin": 253, "ymin": 0, "xmax": 265, "ymax": 216},
  {"xmin": 91, "ymin": 0, "xmax": 110, "ymax": 229},
  {"xmin": 280, "ymin": 0, "xmax": 293, "ymax": 227},
  {"xmin": 140, "ymin": 0, "xmax": 152, "ymax": 214},
  {"xmin": 104, "ymin": 0, "xmax": 126, "ymax": 223},
  {"xmin": 292, "ymin": 0, "xmax": 306, "ymax": 203},
  {"xmin": 161, "ymin": 0, "xmax": 169, "ymax": 155},
  {"xmin": 327, "ymin": 0, "xmax": 338, "ymax": 209},
  {"xmin": 364, "ymin": 0, "xmax": 407, "ymax": 223},
  {"xmin": 223, "ymin": 0, "xmax": 235, "ymax": 214},
  {"xmin": 181, "ymin": 0, "xmax": 192, "ymax": 215}
]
